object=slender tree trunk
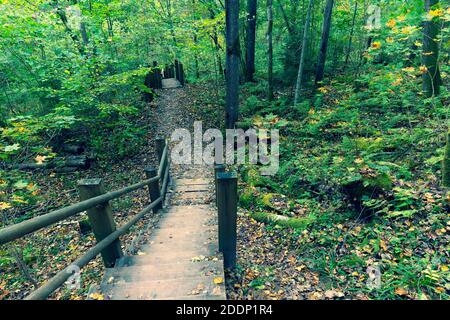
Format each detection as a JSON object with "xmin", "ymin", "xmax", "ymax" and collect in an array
[
  {"xmin": 208, "ymin": 9, "xmax": 224, "ymax": 77},
  {"xmin": 192, "ymin": 0, "xmax": 200, "ymax": 79},
  {"xmin": 443, "ymin": 130, "xmax": 450, "ymax": 187},
  {"xmin": 315, "ymin": 0, "xmax": 335, "ymax": 85},
  {"xmin": 275, "ymin": 0, "xmax": 294, "ymax": 35},
  {"xmin": 194, "ymin": 35, "xmax": 200, "ymax": 79},
  {"xmin": 422, "ymin": 0, "xmax": 442, "ymax": 97},
  {"xmin": 245, "ymin": 0, "xmax": 257, "ymax": 82},
  {"xmin": 344, "ymin": 0, "xmax": 358, "ymax": 70},
  {"xmin": 267, "ymin": 0, "xmax": 274, "ymax": 100},
  {"xmin": 294, "ymin": 0, "xmax": 313, "ymax": 104},
  {"xmin": 225, "ymin": 0, "xmax": 240, "ymax": 129},
  {"xmin": 80, "ymin": 22, "xmax": 89, "ymax": 47}
]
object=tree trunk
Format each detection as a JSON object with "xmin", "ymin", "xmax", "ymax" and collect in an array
[
  {"xmin": 294, "ymin": 0, "xmax": 313, "ymax": 104},
  {"xmin": 344, "ymin": 1, "xmax": 358, "ymax": 70},
  {"xmin": 225, "ymin": 0, "xmax": 240, "ymax": 129},
  {"xmin": 443, "ymin": 130, "xmax": 450, "ymax": 187},
  {"xmin": 422, "ymin": 0, "xmax": 442, "ymax": 97},
  {"xmin": 315, "ymin": 0, "xmax": 335, "ymax": 85},
  {"xmin": 245, "ymin": 0, "xmax": 257, "ymax": 82},
  {"xmin": 267, "ymin": 0, "xmax": 274, "ymax": 100},
  {"xmin": 275, "ymin": 0, "xmax": 294, "ymax": 35}
]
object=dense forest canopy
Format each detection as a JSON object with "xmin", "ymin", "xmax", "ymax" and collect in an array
[{"xmin": 1, "ymin": 0, "xmax": 449, "ymax": 300}]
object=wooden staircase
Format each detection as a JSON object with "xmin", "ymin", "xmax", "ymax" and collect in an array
[{"xmin": 98, "ymin": 170, "xmax": 227, "ymax": 300}]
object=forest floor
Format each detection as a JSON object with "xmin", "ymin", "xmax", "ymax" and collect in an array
[{"xmin": 193, "ymin": 79, "xmax": 450, "ymax": 300}]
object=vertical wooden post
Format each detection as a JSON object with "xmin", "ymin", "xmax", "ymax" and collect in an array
[
  {"xmin": 153, "ymin": 61, "xmax": 162, "ymax": 89},
  {"xmin": 216, "ymin": 171, "xmax": 238, "ymax": 269},
  {"xmin": 175, "ymin": 60, "xmax": 180, "ymax": 82},
  {"xmin": 78, "ymin": 179, "xmax": 122, "ymax": 268},
  {"xmin": 179, "ymin": 63, "xmax": 185, "ymax": 86},
  {"xmin": 155, "ymin": 137, "xmax": 165, "ymax": 164},
  {"xmin": 144, "ymin": 167, "xmax": 162, "ymax": 212},
  {"xmin": 214, "ymin": 164, "xmax": 226, "ymax": 207}
]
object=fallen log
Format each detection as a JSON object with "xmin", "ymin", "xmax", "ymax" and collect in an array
[
  {"xmin": 9, "ymin": 156, "xmax": 90, "ymax": 171},
  {"xmin": 62, "ymin": 144, "xmax": 84, "ymax": 154},
  {"xmin": 250, "ymin": 211, "xmax": 314, "ymax": 230}
]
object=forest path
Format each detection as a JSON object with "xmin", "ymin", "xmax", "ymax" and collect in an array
[
  {"xmin": 162, "ymin": 78, "xmax": 182, "ymax": 89},
  {"xmin": 96, "ymin": 85, "xmax": 226, "ymax": 299}
]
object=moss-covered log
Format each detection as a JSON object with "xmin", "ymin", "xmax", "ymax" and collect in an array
[{"xmin": 250, "ymin": 211, "xmax": 314, "ymax": 230}]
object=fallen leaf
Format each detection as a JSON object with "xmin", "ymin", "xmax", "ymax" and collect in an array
[
  {"xmin": 394, "ymin": 287, "xmax": 408, "ymax": 296},
  {"xmin": 213, "ymin": 277, "xmax": 224, "ymax": 284},
  {"xmin": 89, "ymin": 292, "xmax": 104, "ymax": 300},
  {"xmin": 324, "ymin": 289, "xmax": 345, "ymax": 299}
]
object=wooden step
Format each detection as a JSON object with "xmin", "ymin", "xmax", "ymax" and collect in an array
[
  {"xmin": 117, "ymin": 247, "xmax": 220, "ymax": 266},
  {"xmin": 173, "ymin": 191, "xmax": 210, "ymax": 201},
  {"xmin": 175, "ymin": 178, "xmax": 210, "ymax": 186},
  {"xmin": 150, "ymin": 225, "xmax": 217, "ymax": 238},
  {"xmin": 102, "ymin": 260, "xmax": 223, "ymax": 285},
  {"xmin": 156, "ymin": 216, "xmax": 216, "ymax": 229},
  {"xmin": 101, "ymin": 275, "xmax": 225, "ymax": 300},
  {"xmin": 140, "ymin": 241, "xmax": 218, "ymax": 257},
  {"xmin": 146, "ymin": 230, "xmax": 217, "ymax": 248},
  {"xmin": 175, "ymin": 184, "xmax": 211, "ymax": 192}
]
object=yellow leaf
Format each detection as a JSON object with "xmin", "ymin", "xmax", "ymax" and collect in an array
[
  {"xmin": 213, "ymin": 277, "xmax": 224, "ymax": 284},
  {"xmin": 386, "ymin": 19, "xmax": 396, "ymax": 28},
  {"xmin": 380, "ymin": 239, "xmax": 388, "ymax": 251},
  {"xmin": 435, "ymin": 287, "xmax": 445, "ymax": 294},
  {"xmin": 12, "ymin": 195, "xmax": 27, "ymax": 204},
  {"xmin": 419, "ymin": 65, "xmax": 428, "ymax": 74},
  {"xmin": 89, "ymin": 292, "xmax": 104, "ymax": 300},
  {"xmin": 0, "ymin": 202, "xmax": 12, "ymax": 210},
  {"xmin": 371, "ymin": 41, "xmax": 382, "ymax": 50},
  {"xmin": 318, "ymin": 87, "xmax": 329, "ymax": 94},
  {"xmin": 394, "ymin": 287, "xmax": 408, "ymax": 296},
  {"xmin": 35, "ymin": 155, "xmax": 48, "ymax": 164},
  {"xmin": 427, "ymin": 9, "xmax": 444, "ymax": 20},
  {"xmin": 440, "ymin": 265, "xmax": 449, "ymax": 272},
  {"xmin": 400, "ymin": 26, "xmax": 417, "ymax": 35},
  {"xmin": 402, "ymin": 67, "xmax": 415, "ymax": 73}
]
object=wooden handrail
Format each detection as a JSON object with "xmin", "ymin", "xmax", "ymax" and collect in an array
[
  {"xmin": 26, "ymin": 194, "xmax": 165, "ymax": 300},
  {"xmin": 0, "ymin": 139, "xmax": 171, "ymax": 300},
  {"xmin": 0, "ymin": 142, "xmax": 169, "ymax": 245},
  {"xmin": 0, "ymin": 176, "xmax": 158, "ymax": 245}
]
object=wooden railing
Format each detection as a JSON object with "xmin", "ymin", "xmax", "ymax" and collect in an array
[
  {"xmin": 0, "ymin": 138, "xmax": 170, "ymax": 300},
  {"xmin": 163, "ymin": 60, "xmax": 185, "ymax": 85}
]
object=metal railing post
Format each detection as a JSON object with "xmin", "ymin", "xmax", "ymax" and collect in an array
[
  {"xmin": 216, "ymin": 171, "xmax": 238, "ymax": 270},
  {"xmin": 78, "ymin": 179, "xmax": 123, "ymax": 268},
  {"xmin": 144, "ymin": 167, "xmax": 162, "ymax": 213}
]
